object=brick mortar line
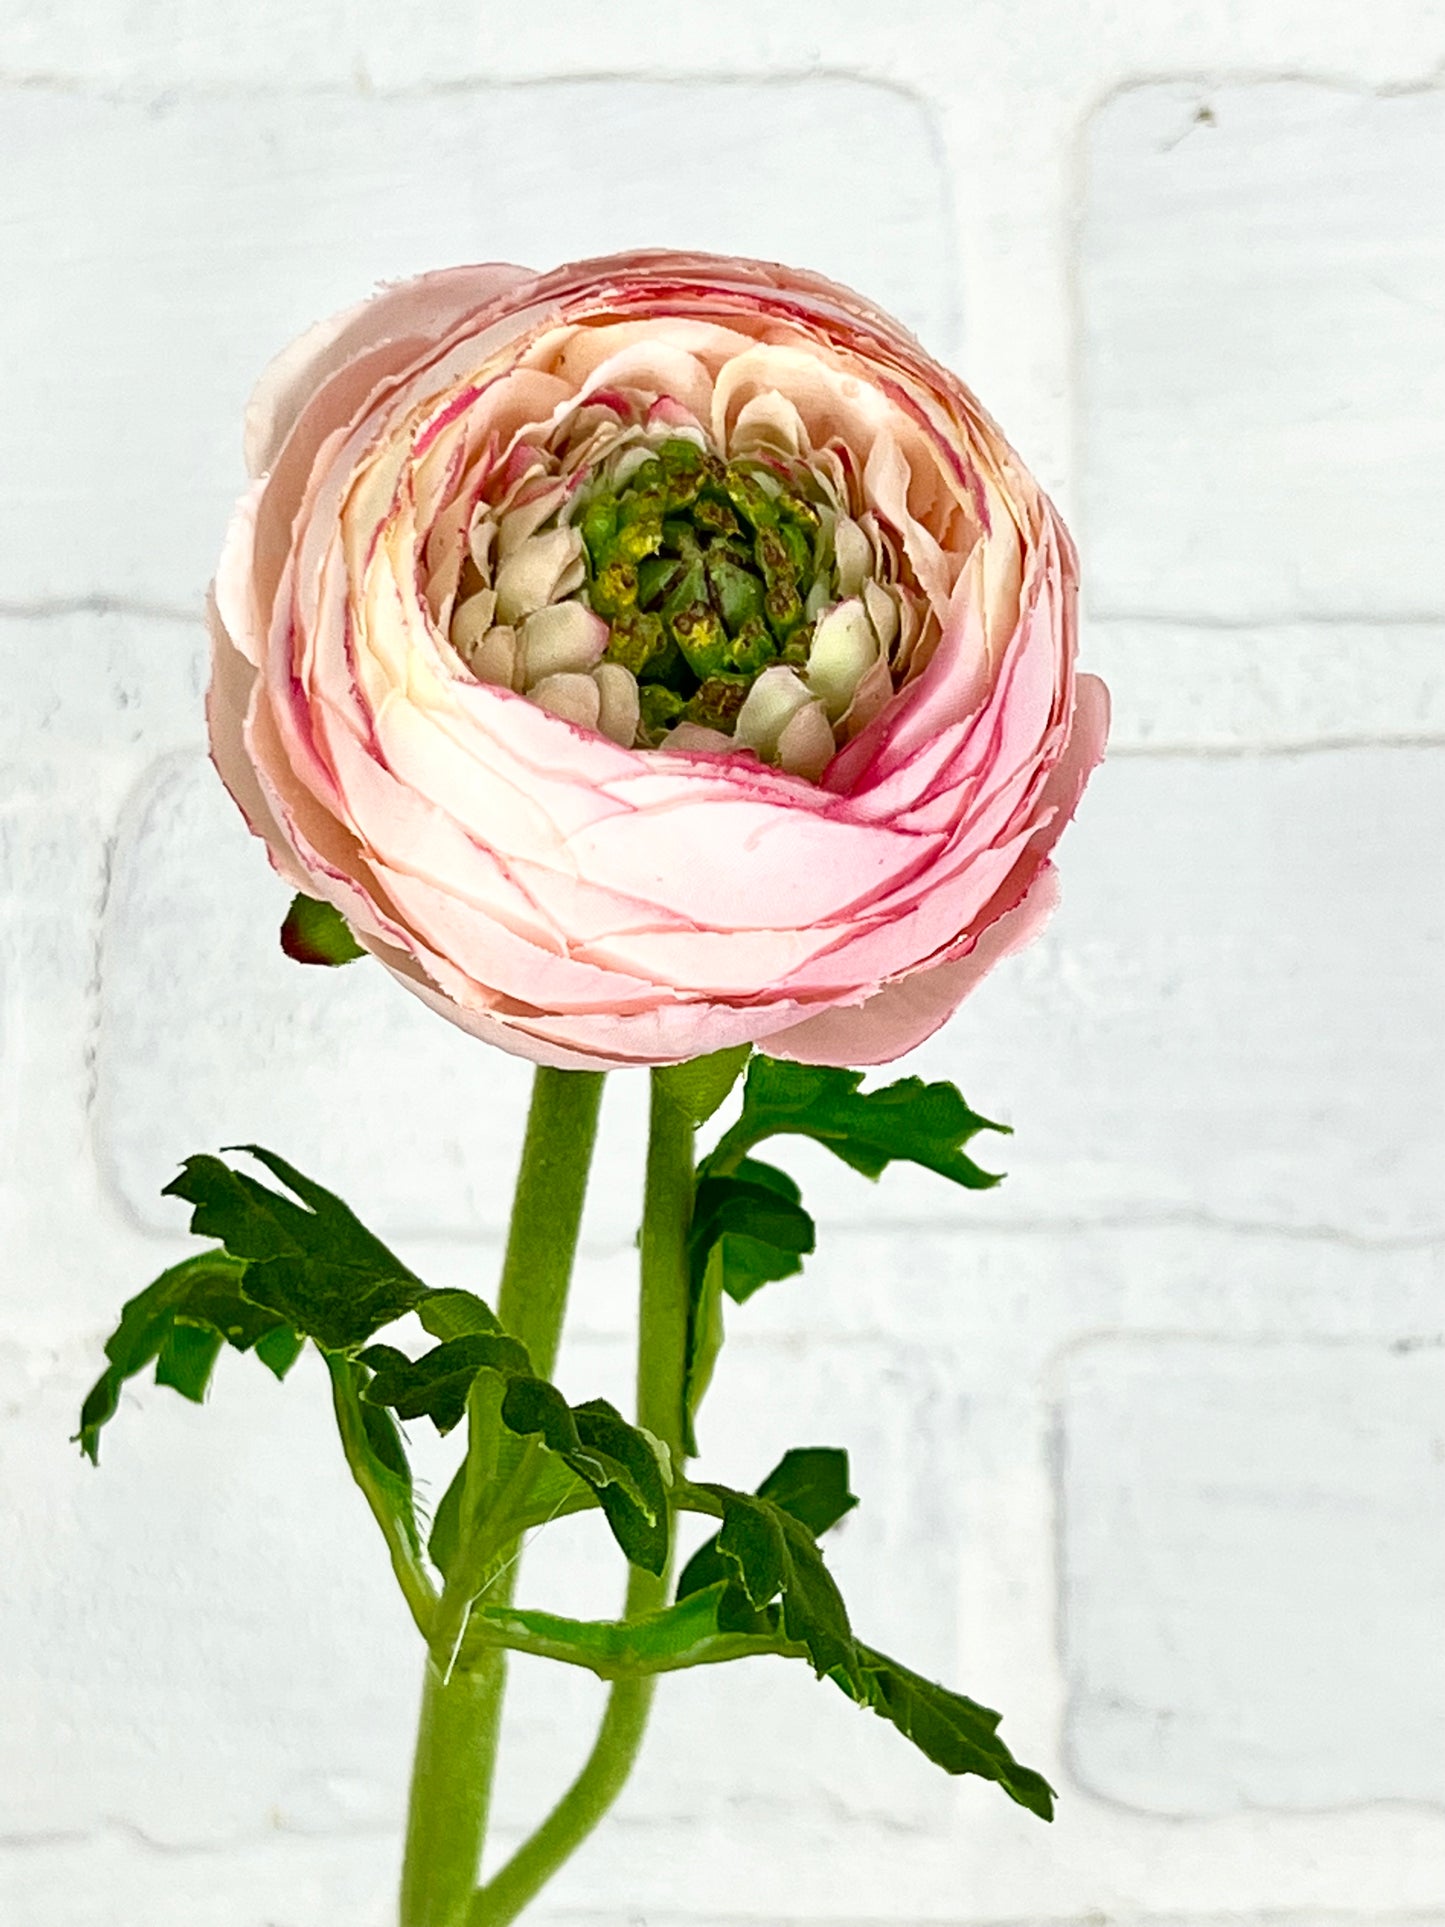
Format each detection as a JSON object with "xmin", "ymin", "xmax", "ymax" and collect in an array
[
  {"xmin": 0, "ymin": 597, "xmax": 202, "ymax": 624},
  {"xmin": 0, "ymin": 64, "xmax": 938, "ymax": 104},
  {"xmin": 1106, "ymin": 736, "xmax": 1445, "ymax": 758}
]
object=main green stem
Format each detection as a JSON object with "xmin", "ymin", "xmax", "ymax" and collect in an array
[
  {"xmin": 468, "ymin": 1072, "xmax": 695, "ymax": 1927},
  {"xmin": 399, "ymin": 1067, "xmax": 604, "ymax": 1927}
]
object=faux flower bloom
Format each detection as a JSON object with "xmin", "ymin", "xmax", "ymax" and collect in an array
[{"xmin": 208, "ymin": 251, "xmax": 1108, "ymax": 1070}]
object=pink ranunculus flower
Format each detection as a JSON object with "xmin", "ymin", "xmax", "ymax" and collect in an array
[{"xmin": 208, "ymin": 251, "xmax": 1108, "ymax": 1071}]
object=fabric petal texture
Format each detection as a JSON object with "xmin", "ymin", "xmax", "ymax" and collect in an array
[{"xmin": 208, "ymin": 250, "xmax": 1108, "ymax": 1069}]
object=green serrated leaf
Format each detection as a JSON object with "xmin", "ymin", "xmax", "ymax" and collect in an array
[
  {"xmin": 693, "ymin": 1480, "xmax": 860, "ymax": 1687},
  {"xmin": 163, "ymin": 1148, "xmax": 426, "ymax": 1352},
  {"xmin": 76, "ymin": 1250, "xmax": 297, "ymax": 1462},
  {"xmin": 709, "ymin": 1057, "xmax": 1006, "ymax": 1191},
  {"xmin": 325, "ymin": 1350, "xmax": 424, "ymax": 1566},
  {"xmin": 776, "ymin": 1513, "xmax": 861, "ymax": 1686},
  {"xmin": 682, "ymin": 1240, "xmax": 726, "ymax": 1458},
  {"xmin": 682, "ymin": 1061, "xmax": 1003, "ymax": 1453},
  {"xmin": 428, "ymin": 1466, "xmax": 464, "ymax": 1579},
  {"xmin": 417, "ymin": 1289, "xmax": 504, "ymax": 1341},
  {"xmin": 280, "ymin": 892, "xmax": 366, "ymax": 966},
  {"xmin": 83, "ymin": 1149, "xmax": 504, "ymax": 1462},
  {"xmin": 239, "ymin": 1257, "xmax": 422, "ymax": 1354},
  {"xmin": 356, "ymin": 1333, "xmax": 670, "ymax": 1577},
  {"xmin": 757, "ymin": 1446, "xmax": 859, "ymax": 1537},
  {"xmin": 654, "ymin": 1044, "xmax": 752, "ymax": 1126},
  {"xmin": 690, "ymin": 1165, "xmax": 815, "ymax": 1306},
  {"xmin": 164, "ymin": 1145, "xmax": 409, "ymax": 1277},
  {"xmin": 494, "ymin": 1432, "xmax": 598, "ymax": 1532},
  {"xmin": 153, "ymin": 1320, "xmax": 225, "ymax": 1403},
  {"xmin": 729, "ymin": 1157, "xmax": 802, "ymax": 1206},
  {"xmin": 162, "ymin": 1157, "xmax": 304, "ymax": 1264},
  {"xmin": 428, "ymin": 1380, "xmax": 600, "ymax": 1583},
  {"xmin": 841, "ymin": 1645, "xmax": 1055, "ymax": 1820},
  {"xmin": 429, "ymin": 1427, "xmax": 600, "ymax": 1587},
  {"xmin": 573, "ymin": 1399, "xmax": 670, "ymax": 1576},
  {"xmin": 500, "ymin": 1381, "xmax": 670, "ymax": 1576},
  {"xmin": 682, "ymin": 1158, "xmax": 816, "ymax": 1454},
  {"xmin": 360, "ymin": 1393, "xmax": 412, "ymax": 1483},
  {"xmin": 499, "ymin": 1373, "xmax": 588, "ymax": 1460},
  {"xmin": 253, "ymin": 1325, "xmax": 305, "ymax": 1379},
  {"xmin": 155, "ymin": 1264, "xmax": 292, "ymax": 1349},
  {"xmin": 360, "ymin": 1334, "xmax": 532, "ymax": 1434},
  {"xmin": 715, "ymin": 1490, "xmax": 789, "ymax": 1607},
  {"xmin": 677, "ymin": 1447, "xmax": 857, "ymax": 1600},
  {"xmin": 676, "ymin": 1471, "xmax": 1052, "ymax": 1818}
]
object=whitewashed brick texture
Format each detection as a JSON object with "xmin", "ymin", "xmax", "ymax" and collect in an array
[{"xmin": 2, "ymin": 5, "xmax": 1444, "ymax": 1925}]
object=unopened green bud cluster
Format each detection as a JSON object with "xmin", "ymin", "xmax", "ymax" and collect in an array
[{"xmin": 576, "ymin": 439, "xmax": 835, "ymax": 744}]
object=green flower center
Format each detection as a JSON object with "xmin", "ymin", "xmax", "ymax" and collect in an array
[
  {"xmin": 575, "ymin": 439, "xmax": 836, "ymax": 744},
  {"xmin": 445, "ymin": 417, "xmax": 920, "ymax": 778}
]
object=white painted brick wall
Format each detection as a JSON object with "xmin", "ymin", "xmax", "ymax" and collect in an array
[{"xmin": 2, "ymin": 1, "xmax": 1444, "ymax": 1923}]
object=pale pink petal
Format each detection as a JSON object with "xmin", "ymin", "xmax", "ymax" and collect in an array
[
  {"xmin": 766, "ymin": 866, "xmax": 1061, "ymax": 1067},
  {"xmin": 244, "ymin": 264, "xmax": 534, "ymax": 478}
]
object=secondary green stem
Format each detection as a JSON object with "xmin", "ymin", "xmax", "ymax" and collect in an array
[
  {"xmin": 633, "ymin": 1071, "xmax": 696, "ymax": 1469},
  {"xmin": 469, "ymin": 1072, "xmax": 695, "ymax": 1927},
  {"xmin": 494, "ymin": 1068, "xmax": 608, "ymax": 1376},
  {"xmin": 399, "ymin": 1067, "xmax": 604, "ymax": 1927}
]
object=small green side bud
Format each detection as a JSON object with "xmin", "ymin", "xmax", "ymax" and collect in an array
[{"xmin": 281, "ymin": 893, "xmax": 366, "ymax": 967}]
